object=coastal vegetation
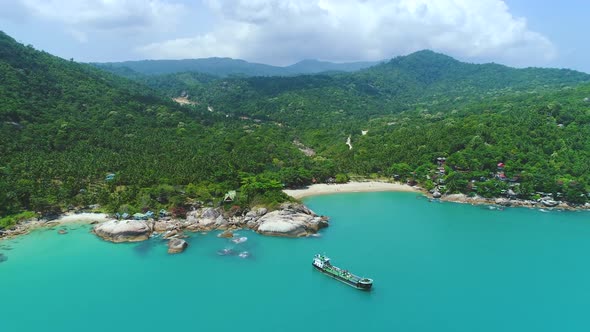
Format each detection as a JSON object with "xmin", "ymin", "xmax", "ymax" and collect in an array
[{"xmin": 2, "ymin": 30, "xmax": 590, "ymax": 229}]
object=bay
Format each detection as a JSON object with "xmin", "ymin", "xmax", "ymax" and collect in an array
[{"xmin": 1, "ymin": 192, "xmax": 590, "ymax": 331}]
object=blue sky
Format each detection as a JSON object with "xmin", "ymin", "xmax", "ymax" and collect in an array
[{"xmin": 0, "ymin": 0, "xmax": 588, "ymax": 72}]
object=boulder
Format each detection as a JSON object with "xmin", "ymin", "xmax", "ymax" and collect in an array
[
  {"xmin": 167, "ymin": 238, "xmax": 188, "ymax": 254},
  {"xmin": 540, "ymin": 198, "xmax": 559, "ymax": 207},
  {"xmin": 245, "ymin": 207, "xmax": 268, "ymax": 219},
  {"xmin": 198, "ymin": 208, "xmax": 221, "ymax": 227},
  {"xmin": 307, "ymin": 216, "xmax": 329, "ymax": 232},
  {"xmin": 93, "ymin": 220, "xmax": 151, "ymax": 243},
  {"xmin": 495, "ymin": 198, "xmax": 511, "ymax": 206},
  {"xmin": 214, "ymin": 215, "xmax": 228, "ymax": 228},
  {"xmin": 185, "ymin": 210, "xmax": 200, "ymax": 224},
  {"xmin": 162, "ymin": 229, "xmax": 179, "ymax": 239},
  {"xmin": 257, "ymin": 213, "xmax": 308, "ymax": 237},
  {"xmin": 154, "ymin": 219, "xmax": 177, "ymax": 232},
  {"xmin": 256, "ymin": 204, "xmax": 328, "ymax": 237},
  {"xmin": 218, "ymin": 230, "xmax": 234, "ymax": 238}
]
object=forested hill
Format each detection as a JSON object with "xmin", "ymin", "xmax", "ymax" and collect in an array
[
  {"xmin": 134, "ymin": 49, "xmax": 590, "ymax": 207},
  {"xmin": 139, "ymin": 50, "xmax": 590, "ymax": 126},
  {"xmin": 0, "ymin": 31, "xmax": 317, "ymax": 223},
  {"xmin": 357, "ymin": 50, "xmax": 590, "ymax": 98},
  {"xmin": 93, "ymin": 57, "xmax": 380, "ymax": 77},
  {"xmin": 3, "ymin": 28, "xmax": 590, "ymax": 226}
]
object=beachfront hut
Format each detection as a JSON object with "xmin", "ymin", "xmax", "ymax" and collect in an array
[{"xmin": 224, "ymin": 190, "xmax": 237, "ymax": 203}]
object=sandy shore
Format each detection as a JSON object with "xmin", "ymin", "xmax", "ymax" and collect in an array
[
  {"xmin": 283, "ymin": 181, "xmax": 419, "ymax": 199},
  {"xmin": 1, "ymin": 212, "xmax": 110, "ymax": 240},
  {"xmin": 52, "ymin": 212, "xmax": 109, "ymax": 224}
]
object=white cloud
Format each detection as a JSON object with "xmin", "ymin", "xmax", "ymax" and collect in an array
[
  {"xmin": 11, "ymin": 0, "xmax": 186, "ymax": 40},
  {"xmin": 139, "ymin": 0, "xmax": 556, "ymax": 66},
  {"xmin": 0, "ymin": 0, "xmax": 30, "ymax": 22}
]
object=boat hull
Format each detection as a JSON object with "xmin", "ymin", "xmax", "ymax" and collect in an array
[{"xmin": 312, "ymin": 264, "xmax": 372, "ymax": 291}]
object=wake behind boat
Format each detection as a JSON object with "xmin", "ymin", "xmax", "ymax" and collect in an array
[{"xmin": 312, "ymin": 254, "xmax": 373, "ymax": 290}]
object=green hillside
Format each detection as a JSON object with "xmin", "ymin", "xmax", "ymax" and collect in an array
[
  {"xmin": 0, "ymin": 31, "xmax": 321, "ymax": 225},
  {"xmin": 138, "ymin": 50, "xmax": 590, "ymax": 125},
  {"xmin": 140, "ymin": 50, "xmax": 590, "ymax": 204},
  {"xmin": 2, "ymin": 29, "xmax": 590, "ymax": 228}
]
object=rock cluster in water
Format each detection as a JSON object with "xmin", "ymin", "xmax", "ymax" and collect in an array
[
  {"xmin": 167, "ymin": 238, "xmax": 188, "ymax": 254},
  {"xmin": 94, "ymin": 220, "xmax": 152, "ymax": 243},
  {"xmin": 438, "ymin": 193, "xmax": 584, "ymax": 210},
  {"xmin": 92, "ymin": 203, "xmax": 329, "ymax": 249}
]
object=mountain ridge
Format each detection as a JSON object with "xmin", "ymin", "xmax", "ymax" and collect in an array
[{"xmin": 92, "ymin": 57, "xmax": 382, "ymax": 77}]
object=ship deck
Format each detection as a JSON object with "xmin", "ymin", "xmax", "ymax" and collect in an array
[{"xmin": 323, "ymin": 264, "xmax": 363, "ymax": 282}]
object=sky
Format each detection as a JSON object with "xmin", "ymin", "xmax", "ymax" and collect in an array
[{"xmin": 0, "ymin": 0, "xmax": 588, "ymax": 72}]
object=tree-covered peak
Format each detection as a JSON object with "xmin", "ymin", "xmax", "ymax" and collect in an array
[
  {"xmin": 357, "ymin": 49, "xmax": 590, "ymax": 96},
  {"xmin": 388, "ymin": 49, "xmax": 460, "ymax": 66}
]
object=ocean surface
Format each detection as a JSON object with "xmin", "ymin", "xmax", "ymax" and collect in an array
[{"xmin": 2, "ymin": 192, "xmax": 590, "ymax": 331}]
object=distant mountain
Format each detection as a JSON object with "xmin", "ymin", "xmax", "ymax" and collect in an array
[
  {"xmin": 284, "ymin": 59, "xmax": 381, "ymax": 75},
  {"xmin": 356, "ymin": 50, "xmax": 590, "ymax": 97},
  {"xmin": 92, "ymin": 57, "xmax": 380, "ymax": 77},
  {"xmin": 161, "ymin": 50, "xmax": 590, "ymax": 111}
]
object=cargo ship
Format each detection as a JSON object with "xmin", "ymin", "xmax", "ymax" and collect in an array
[{"xmin": 312, "ymin": 254, "xmax": 373, "ymax": 290}]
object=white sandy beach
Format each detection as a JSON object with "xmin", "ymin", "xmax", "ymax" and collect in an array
[
  {"xmin": 53, "ymin": 212, "xmax": 109, "ymax": 224},
  {"xmin": 283, "ymin": 181, "xmax": 419, "ymax": 199}
]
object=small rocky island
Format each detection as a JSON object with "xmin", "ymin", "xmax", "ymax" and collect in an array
[{"xmin": 92, "ymin": 203, "xmax": 328, "ymax": 252}]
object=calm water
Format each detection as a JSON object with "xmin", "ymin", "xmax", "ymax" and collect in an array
[{"xmin": 2, "ymin": 192, "xmax": 590, "ymax": 331}]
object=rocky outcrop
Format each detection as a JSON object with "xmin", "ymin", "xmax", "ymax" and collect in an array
[
  {"xmin": 184, "ymin": 208, "xmax": 227, "ymax": 231},
  {"xmin": 540, "ymin": 198, "xmax": 559, "ymax": 207},
  {"xmin": 255, "ymin": 203, "xmax": 328, "ymax": 237},
  {"xmin": 200, "ymin": 208, "xmax": 222, "ymax": 226},
  {"xmin": 495, "ymin": 198, "xmax": 511, "ymax": 206},
  {"xmin": 244, "ymin": 207, "xmax": 268, "ymax": 229},
  {"xmin": 1, "ymin": 202, "xmax": 329, "ymax": 243},
  {"xmin": 154, "ymin": 219, "xmax": 178, "ymax": 232},
  {"xmin": 218, "ymin": 230, "xmax": 234, "ymax": 238},
  {"xmin": 167, "ymin": 238, "xmax": 188, "ymax": 254},
  {"xmin": 93, "ymin": 220, "xmax": 151, "ymax": 243},
  {"xmin": 172, "ymin": 203, "xmax": 327, "ymax": 237}
]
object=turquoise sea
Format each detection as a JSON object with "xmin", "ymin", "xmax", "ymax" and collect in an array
[{"xmin": 2, "ymin": 192, "xmax": 590, "ymax": 331}]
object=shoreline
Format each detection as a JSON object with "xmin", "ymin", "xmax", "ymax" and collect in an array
[
  {"xmin": 3, "ymin": 183, "xmax": 590, "ymax": 241},
  {"xmin": 437, "ymin": 193, "xmax": 590, "ymax": 211},
  {"xmin": 282, "ymin": 181, "xmax": 419, "ymax": 199},
  {"xmin": 0, "ymin": 212, "xmax": 109, "ymax": 240},
  {"xmin": 282, "ymin": 181, "xmax": 590, "ymax": 212}
]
